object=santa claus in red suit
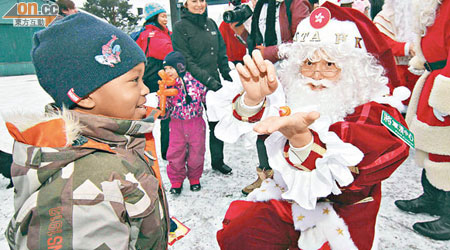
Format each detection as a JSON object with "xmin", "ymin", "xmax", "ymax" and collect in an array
[
  {"xmin": 373, "ymin": 0, "xmax": 421, "ymax": 106},
  {"xmin": 212, "ymin": 2, "xmax": 410, "ymax": 249},
  {"xmin": 395, "ymin": 0, "xmax": 450, "ymax": 241}
]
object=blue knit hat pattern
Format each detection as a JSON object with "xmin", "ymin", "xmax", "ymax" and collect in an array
[
  {"xmin": 163, "ymin": 51, "xmax": 187, "ymax": 78},
  {"xmin": 145, "ymin": 3, "xmax": 166, "ymax": 21},
  {"xmin": 32, "ymin": 12, "xmax": 146, "ymax": 108}
]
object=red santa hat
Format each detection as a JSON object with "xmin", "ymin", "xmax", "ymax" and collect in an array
[
  {"xmin": 294, "ymin": 2, "xmax": 400, "ymax": 89},
  {"xmin": 319, "ymin": 0, "xmax": 354, "ymax": 5}
]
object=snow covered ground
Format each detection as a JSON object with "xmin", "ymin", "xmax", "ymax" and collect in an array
[{"xmin": 0, "ymin": 75, "xmax": 449, "ymax": 249}]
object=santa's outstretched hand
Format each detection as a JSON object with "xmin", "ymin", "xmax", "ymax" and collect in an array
[
  {"xmin": 236, "ymin": 50, "xmax": 278, "ymax": 106},
  {"xmin": 255, "ymin": 112, "xmax": 320, "ymax": 148}
]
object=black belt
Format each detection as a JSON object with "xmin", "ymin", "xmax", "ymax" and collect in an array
[{"xmin": 424, "ymin": 60, "xmax": 447, "ymax": 71}]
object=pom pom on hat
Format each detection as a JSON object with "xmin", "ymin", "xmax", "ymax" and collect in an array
[
  {"xmin": 144, "ymin": 2, "xmax": 166, "ymax": 21},
  {"xmin": 32, "ymin": 12, "xmax": 146, "ymax": 108}
]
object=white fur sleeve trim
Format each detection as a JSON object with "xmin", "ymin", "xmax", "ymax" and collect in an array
[
  {"xmin": 213, "ymin": 78, "xmax": 285, "ymax": 146},
  {"xmin": 265, "ymin": 117, "xmax": 364, "ymax": 210},
  {"xmin": 404, "ymin": 42, "xmax": 410, "ymax": 57},
  {"xmin": 429, "ymin": 74, "xmax": 450, "ymax": 115}
]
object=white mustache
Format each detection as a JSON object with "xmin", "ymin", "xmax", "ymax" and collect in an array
[{"xmin": 301, "ymin": 77, "xmax": 335, "ymax": 88}]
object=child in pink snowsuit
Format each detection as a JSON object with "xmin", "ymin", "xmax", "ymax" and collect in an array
[{"xmin": 162, "ymin": 51, "xmax": 207, "ymax": 195}]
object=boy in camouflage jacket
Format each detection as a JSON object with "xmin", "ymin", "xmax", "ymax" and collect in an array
[{"xmin": 4, "ymin": 12, "xmax": 169, "ymax": 250}]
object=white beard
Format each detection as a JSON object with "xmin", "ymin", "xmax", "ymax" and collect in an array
[
  {"xmin": 284, "ymin": 76, "xmax": 362, "ymax": 124},
  {"xmin": 412, "ymin": 0, "xmax": 441, "ymax": 36},
  {"xmin": 392, "ymin": 0, "xmax": 417, "ymax": 43}
]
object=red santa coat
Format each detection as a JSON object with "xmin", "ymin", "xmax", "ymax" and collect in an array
[
  {"xmin": 217, "ymin": 101, "xmax": 409, "ymax": 250},
  {"xmin": 406, "ymin": 0, "xmax": 450, "ymax": 191},
  {"xmin": 373, "ymin": 10, "xmax": 420, "ymax": 104}
]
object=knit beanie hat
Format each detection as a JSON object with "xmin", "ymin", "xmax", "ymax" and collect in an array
[
  {"xmin": 32, "ymin": 12, "xmax": 146, "ymax": 108},
  {"xmin": 145, "ymin": 2, "xmax": 166, "ymax": 21},
  {"xmin": 163, "ymin": 51, "xmax": 187, "ymax": 78}
]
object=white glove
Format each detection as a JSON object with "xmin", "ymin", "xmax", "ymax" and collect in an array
[{"xmin": 433, "ymin": 108, "xmax": 448, "ymax": 122}]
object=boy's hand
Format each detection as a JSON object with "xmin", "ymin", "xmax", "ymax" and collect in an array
[
  {"xmin": 236, "ymin": 50, "xmax": 278, "ymax": 106},
  {"xmin": 254, "ymin": 112, "xmax": 320, "ymax": 148}
]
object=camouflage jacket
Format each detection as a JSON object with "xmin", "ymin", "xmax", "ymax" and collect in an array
[{"xmin": 4, "ymin": 108, "xmax": 169, "ymax": 250}]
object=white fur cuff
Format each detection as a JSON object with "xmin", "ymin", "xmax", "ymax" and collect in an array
[
  {"xmin": 424, "ymin": 157, "xmax": 450, "ymax": 191},
  {"xmin": 409, "ymin": 55, "xmax": 426, "ymax": 71},
  {"xmin": 429, "ymin": 75, "xmax": 450, "ymax": 115}
]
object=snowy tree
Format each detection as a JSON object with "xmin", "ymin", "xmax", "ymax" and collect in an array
[{"xmin": 82, "ymin": 0, "xmax": 139, "ymax": 32}]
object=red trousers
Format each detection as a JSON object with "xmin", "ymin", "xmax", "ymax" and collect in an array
[{"xmin": 217, "ymin": 200, "xmax": 301, "ymax": 250}]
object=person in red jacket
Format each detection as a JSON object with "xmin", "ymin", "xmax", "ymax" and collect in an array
[
  {"xmin": 396, "ymin": 0, "xmax": 450, "ymax": 241},
  {"xmin": 136, "ymin": 2, "xmax": 174, "ymax": 161},
  {"xmin": 373, "ymin": 0, "xmax": 420, "ymax": 105},
  {"xmin": 136, "ymin": 2, "xmax": 173, "ymax": 93}
]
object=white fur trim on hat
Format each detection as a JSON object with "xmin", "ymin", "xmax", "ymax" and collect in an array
[
  {"xmin": 293, "ymin": 16, "xmax": 366, "ymax": 51},
  {"xmin": 374, "ymin": 86, "xmax": 410, "ymax": 113},
  {"xmin": 429, "ymin": 75, "xmax": 450, "ymax": 115}
]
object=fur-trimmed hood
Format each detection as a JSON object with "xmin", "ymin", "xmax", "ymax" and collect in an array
[
  {"xmin": 4, "ymin": 107, "xmax": 160, "ymax": 149},
  {"xmin": 4, "ymin": 108, "xmax": 82, "ymax": 148},
  {"xmin": 4, "ymin": 107, "xmax": 161, "ymax": 210}
]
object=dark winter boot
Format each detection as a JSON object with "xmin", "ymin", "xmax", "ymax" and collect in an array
[
  {"xmin": 413, "ymin": 183, "xmax": 450, "ymax": 240},
  {"xmin": 212, "ymin": 164, "xmax": 232, "ymax": 175},
  {"xmin": 395, "ymin": 170, "xmax": 442, "ymax": 216},
  {"xmin": 170, "ymin": 186, "xmax": 182, "ymax": 195},
  {"xmin": 413, "ymin": 216, "xmax": 450, "ymax": 241},
  {"xmin": 413, "ymin": 190, "xmax": 450, "ymax": 241}
]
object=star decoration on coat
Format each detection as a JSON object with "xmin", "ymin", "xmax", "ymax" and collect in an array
[
  {"xmin": 297, "ymin": 215, "xmax": 305, "ymax": 221},
  {"xmin": 323, "ymin": 208, "xmax": 330, "ymax": 215},
  {"xmin": 337, "ymin": 228, "xmax": 344, "ymax": 235}
]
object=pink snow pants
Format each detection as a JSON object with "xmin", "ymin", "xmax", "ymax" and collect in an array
[{"xmin": 166, "ymin": 116, "xmax": 206, "ymax": 187}]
